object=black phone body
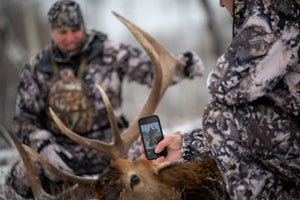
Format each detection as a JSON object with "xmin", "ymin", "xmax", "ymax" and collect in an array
[{"xmin": 138, "ymin": 115, "xmax": 168, "ymax": 160}]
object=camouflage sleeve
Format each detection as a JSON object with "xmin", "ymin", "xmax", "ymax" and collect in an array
[
  {"xmin": 122, "ymin": 43, "xmax": 154, "ymax": 86},
  {"xmin": 109, "ymin": 40, "xmax": 204, "ymax": 87},
  {"xmin": 12, "ymin": 57, "xmax": 49, "ymax": 147},
  {"xmin": 207, "ymin": 5, "xmax": 300, "ymax": 107},
  {"xmin": 107, "ymin": 40, "xmax": 153, "ymax": 87},
  {"xmin": 181, "ymin": 129, "xmax": 212, "ymax": 163}
]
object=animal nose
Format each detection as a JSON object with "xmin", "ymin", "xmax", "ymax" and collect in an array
[{"xmin": 130, "ymin": 174, "xmax": 140, "ymax": 189}]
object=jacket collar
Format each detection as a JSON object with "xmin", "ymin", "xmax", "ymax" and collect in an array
[{"xmin": 36, "ymin": 32, "xmax": 106, "ymax": 74}]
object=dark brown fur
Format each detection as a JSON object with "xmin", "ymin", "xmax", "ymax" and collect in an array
[{"xmin": 92, "ymin": 158, "xmax": 230, "ymax": 200}]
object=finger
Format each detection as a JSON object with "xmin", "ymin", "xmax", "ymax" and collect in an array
[
  {"xmin": 155, "ymin": 138, "xmax": 170, "ymax": 153},
  {"xmin": 156, "ymin": 156, "xmax": 166, "ymax": 163},
  {"xmin": 140, "ymin": 153, "xmax": 146, "ymax": 159},
  {"xmin": 137, "ymin": 137, "xmax": 142, "ymax": 143},
  {"xmin": 139, "ymin": 146, "xmax": 145, "ymax": 153}
]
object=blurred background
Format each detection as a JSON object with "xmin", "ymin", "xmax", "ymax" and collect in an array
[{"xmin": 0, "ymin": 0, "xmax": 232, "ymax": 136}]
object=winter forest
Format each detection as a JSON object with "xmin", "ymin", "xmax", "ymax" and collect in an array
[{"xmin": 0, "ymin": 0, "xmax": 232, "ymax": 197}]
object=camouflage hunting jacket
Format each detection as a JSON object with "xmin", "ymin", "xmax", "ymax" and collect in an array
[
  {"xmin": 182, "ymin": 0, "xmax": 300, "ymax": 162},
  {"xmin": 13, "ymin": 31, "xmax": 198, "ymax": 147}
]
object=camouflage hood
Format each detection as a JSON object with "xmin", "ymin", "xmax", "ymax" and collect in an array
[{"xmin": 232, "ymin": 0, "xmax": 300, "ymax": 37}]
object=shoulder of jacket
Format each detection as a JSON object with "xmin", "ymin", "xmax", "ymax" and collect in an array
[
  {"xmin": 88, "ymin": 29, "xmax": 108, "ymax": 42},
  {"xmin": 32, "ymin": 46, "xmax": 53, "ymax": 74}
]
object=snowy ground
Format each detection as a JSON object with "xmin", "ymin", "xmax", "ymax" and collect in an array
[
  {"xmin": 0, "ymin": 148, "xmax": 19, "ymax": 198},
  {"xmin": 0, "ymin": 124, "xmax": 19, "ymax": 199},
  {"xmin": 163, "ymin": 118, "xmax": 202, "ymax": 135}
]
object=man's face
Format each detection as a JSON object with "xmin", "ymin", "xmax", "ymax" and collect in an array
[
  {"xmin": 52, "ymin": 28, "xmax": 84, "ymax": 52},
  {"xmin": 219, "ymin": 0, "xmax": 233, "ymax": 16}
]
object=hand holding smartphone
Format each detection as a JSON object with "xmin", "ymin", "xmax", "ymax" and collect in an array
[{"xmin": 138, "ymin": 115, "xmax": 168, "ymax": 160}]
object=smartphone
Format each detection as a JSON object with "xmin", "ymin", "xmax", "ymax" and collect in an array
[{"xmin": 138, "ymin": 115, "xmax": 168, "ymax": 160}]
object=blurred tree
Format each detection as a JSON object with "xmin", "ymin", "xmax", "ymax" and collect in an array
[
  {"xmin": 200, "ymin": 0, "xmax": 224, "ymax": 57},
  {"xmin": 0, "ymin": 3, "xmax": 27, "ymax": 127}
]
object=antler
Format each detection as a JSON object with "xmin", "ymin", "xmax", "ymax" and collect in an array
[
  {"xmin": 112, "ymin": 12, "xmax": 184, "ymax": 97},
  {"xmin": 49, "ymin": 12, "xmax": 184, "ymax": 160},
  {"xmin": 112, "ymin": 12, "xmax": 184, "ymax": 153},
  {"xmin": 7, "ymin": 129, "xmax": 80, "ymax": 200}
]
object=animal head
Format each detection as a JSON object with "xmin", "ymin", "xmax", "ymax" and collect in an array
[{"xmin": 93, "ymin": 158, "xmax": 228, "ymax": 200}]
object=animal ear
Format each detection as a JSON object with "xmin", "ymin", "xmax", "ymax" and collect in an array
[{"xmin": 153, "ymin": 161, "xmax": 182, "ymax": 175}]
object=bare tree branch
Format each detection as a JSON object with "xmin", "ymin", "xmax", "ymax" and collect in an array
[
  {"xmin": 0, "ymin": 5, "xmax": 29, "ymax": 69},
  {"xmin": 199, "ymin": 0, "xmax": 223, "ymax": 57}
]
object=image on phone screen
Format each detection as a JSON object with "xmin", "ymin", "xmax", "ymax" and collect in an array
[
  {"xmin": 141, "ymin": 122, "xmax": 162, "ymax": 148},
  {"xmin": 139, "ymin": 115, "xmax": 167, "ymax": 160}
]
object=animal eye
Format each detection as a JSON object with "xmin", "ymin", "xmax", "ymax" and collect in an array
[{"xmin": 130, "ymin": 175, "xmax": 140, "ymax": 188}]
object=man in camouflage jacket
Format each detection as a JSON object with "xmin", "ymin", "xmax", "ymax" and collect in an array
[
  {"xmin": 6, "ymin": 0, "xmax": 204, "ymax": 198},
  {"xmin": 153, "ymin": 0, "xmax": 300, "ymax": 199}
]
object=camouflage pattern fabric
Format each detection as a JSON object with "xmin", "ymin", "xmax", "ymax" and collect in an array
[
  {"xmin": 182, "ymin": 0, "xmax": 300, "ymax": 199},
  {"xmin": 48, "ymin": 68, "xmax": 94, "ymax": 133},
  {"xmin": 181, "ymin": 129, "xmax": 212, "ymax": 162},
  {"xmin": 48, "ymin": 0, "xmax": 85, "ymax": 30}
]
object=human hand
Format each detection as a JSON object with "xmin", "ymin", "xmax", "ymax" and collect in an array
[{"xmin": 138, "ymin": 134, "xmax": 183, "ymax": 163}]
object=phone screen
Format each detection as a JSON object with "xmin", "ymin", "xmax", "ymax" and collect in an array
[{"xmin": 139, "ymin": 115, "xmax": 167, "ymax": 160}]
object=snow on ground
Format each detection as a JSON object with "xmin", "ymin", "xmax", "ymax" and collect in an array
[
  {"xmin": 0, "ymin": 148, "xmax": 19, "ymax": 198},
  {"xmin": 164, "ymin": 118, "xmax": 202, "ymax": 135}
]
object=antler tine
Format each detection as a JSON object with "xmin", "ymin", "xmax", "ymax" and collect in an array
[
  {"xmin": 49, "ymin": 83, "xmax": 126, "ymax": 159},
  {"xmin": 95, "ymin": 84, "xmax": 124, "ymax": 156},
  {"xmin": 22, "ymin": 144, "xmax": 98, "ymax": 185},
  {"xmin": 7, "ymin": 130, "xmax": 54, "ymax": 200},
  {"xmin": 113, "ymin": 12, "xmax": 180, "ymax": 152},
  {"xmin": 7, "ymin": 129, "xmax": 84, "ymax": 199},
  {"xmin": 49, "ymin": 107, "xmax": 120, "ymax": 159}
]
